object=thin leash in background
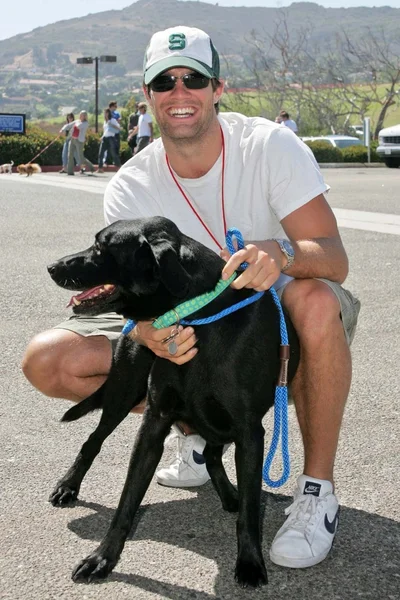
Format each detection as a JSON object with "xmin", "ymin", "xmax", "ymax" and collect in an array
[{"xmin": 27, "ymin": 133, "xmax": 62, "ymax": 165}]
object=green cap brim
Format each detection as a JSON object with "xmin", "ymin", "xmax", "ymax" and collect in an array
[{"xmin": 144, "ymin": 57, "xmax": 214, "ymax": 84}]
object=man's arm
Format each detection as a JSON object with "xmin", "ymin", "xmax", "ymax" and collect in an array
[
  {"xmin": 110, "ymin": 118, "xmax": 121, "ymax": 132},
  {"xmin": 264, "ymin": 194, "xmax": 348, "ymax": 283},
  {"xmin": 127, "ymin": 126, "xmax": 138, "ymax": 140},
  {"xmin": 59, "ymin": 122, "xmax": 74, "ymax": 133},
  {"xmin": 222, "ymin": 194, "xmax": 349, "ymax": 290}
]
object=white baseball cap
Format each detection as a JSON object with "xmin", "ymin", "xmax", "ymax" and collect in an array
[{"xmin": 143, "ymin": 26, "xmax": 220, "ymax": 85}]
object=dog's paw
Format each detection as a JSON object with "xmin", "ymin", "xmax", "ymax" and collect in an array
[
  {"xmin": 72, "ymin": 551, "xmax": 117, "ymax": 583},
  {"xmin": 49, "ymin": 484, "xmax": 79, "ymax": 506},
  {"xmin": 235, "ymin": 556, "xmax": 268, "ymax": 588},
  {"xmin": 221, "ymin": 491, "xmax": 239, "ymax": 513}
]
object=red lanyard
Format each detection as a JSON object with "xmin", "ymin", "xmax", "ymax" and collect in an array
[{"xmin": 166, "ymin": 125, "xmax": 226, "ymax": 250}]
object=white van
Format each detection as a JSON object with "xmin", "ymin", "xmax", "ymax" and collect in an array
[{"xmin": 377, "ymin": 124, "xmax": 400, "ymax": 168}]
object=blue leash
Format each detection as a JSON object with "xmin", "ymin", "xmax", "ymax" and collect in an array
[
  {"xmin": 122, "ymin": 228, "xmax": 291, "ymax": 487},
  {"xmin": 225, "ymin": 229, "xmax": 290, "ymax": 488}
]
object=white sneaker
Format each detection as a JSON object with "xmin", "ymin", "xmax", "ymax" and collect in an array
[
  {"xmin": 156, "ymin": 426, "xmax": 210, "ymax": 487},
  {"xmin": 269, "ymin": 475, "xmax": 339, "ymax": 568}
]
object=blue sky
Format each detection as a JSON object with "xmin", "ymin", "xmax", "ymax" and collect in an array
[{"xmin": 2, "ymin": 0, "xmax": 400, "ymax": 41}]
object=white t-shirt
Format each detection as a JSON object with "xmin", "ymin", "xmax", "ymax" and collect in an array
[
  {"xmin": 104, "ymin": 112, "xmax": 329, "ymax": 289},
  {"xmin": 103, "ymin": 118, "xmax": 120, "ymax": 138},
  {"xmin": 138, "ymin": 112, "xmax": 152, "ymax": 137},
  {"xmin": 282, "ymin": 119, "xmax": 298, "ymax": 133}
]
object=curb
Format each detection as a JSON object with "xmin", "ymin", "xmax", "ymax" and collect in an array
[
  {"xmin": 10, "ymin": 165, "xmax": 119, "ymax": 174},
  {"xmin": 9, "ymin": 164, "xmax": 385, "ymax": 173},
  {"xmin": 319, "ymin": 162, "xmax": 385, "ymax": 168}
]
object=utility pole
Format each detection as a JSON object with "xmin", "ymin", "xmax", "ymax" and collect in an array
[
  {"xmin": 76, "ymin": 55, "xmax": 117, "ymax": 133},
  {"xmin": 95, "ymin": 57, "xmax": 99, "ymax": 133}
]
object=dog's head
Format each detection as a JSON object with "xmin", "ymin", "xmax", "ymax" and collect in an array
[{"xmin": 48, "ymin": 217, "xmax": 223, "ymax": 320}]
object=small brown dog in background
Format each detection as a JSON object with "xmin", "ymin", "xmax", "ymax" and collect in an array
[{"xmin": 17, "ymin": 163, "xmax": 42, "ymax": 176}]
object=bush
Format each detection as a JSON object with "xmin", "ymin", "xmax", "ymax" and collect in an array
[
  {"xmin": 0, "ymin": 125, "xmax": 64, "ymax": 165},
  {"xmin": 340, "ymin": 144, "xmax": 380, "ymax": 163},
  {"xmin": 304, "ymin": 140, "xmax": 342, "ymax": 163},
  {"xmin": 119, "ymin": 141, "xmax": 132, "ymax": 164},
  {"xmin": 83, "ymin": 131, "xmax": 101, "ymax": 164},
  {"xmin": 0, "ymin": 125, "xmax": 132, "ymax": 166},
  {"xmin": 370, "ymin": 139, "xmax": 383, "ymax": 162}
]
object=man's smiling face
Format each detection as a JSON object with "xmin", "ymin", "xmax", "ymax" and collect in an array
[{"xmin": 145, "ymin": 68, "xmax": 223, "ymax": 143}]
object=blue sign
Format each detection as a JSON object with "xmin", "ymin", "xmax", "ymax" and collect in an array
[{"xmin": 0, "ymin": 113, "xmax": 26, "ymax": 134}]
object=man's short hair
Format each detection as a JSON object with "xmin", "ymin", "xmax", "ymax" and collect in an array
[
  {"xmin": 279, "ymin": 110, "xmax": 289, "ymax": 119},
  {"xmin": 138, "ymin": 102, "xmax": 147, "ymax": 109}
]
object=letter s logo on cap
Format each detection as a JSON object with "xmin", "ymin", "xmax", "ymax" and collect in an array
[{"xmin": 169, "ymin": 33, "xmax": 186, "ymax": 50}]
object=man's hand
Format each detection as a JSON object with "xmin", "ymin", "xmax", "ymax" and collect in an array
[
  {"xmin": 129, "ymin": 321, "xmax": 198, "ymax": 364},
  {"xmin": 220, "ymin": 241, "xmax": 284, "ymax": 291}
]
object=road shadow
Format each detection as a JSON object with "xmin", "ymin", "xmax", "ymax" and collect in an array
[{"xmin": 66, "ymin": 485, "xmax": 399, "ymax": 599}]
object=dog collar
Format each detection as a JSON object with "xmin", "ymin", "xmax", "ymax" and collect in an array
[
  {"xmin": 152, "ymin": 273, "xmax": 236, "ymax": 330},
  {"xmin": 122, "ymin": 273, "xmax": 237, "ymax": 336}
]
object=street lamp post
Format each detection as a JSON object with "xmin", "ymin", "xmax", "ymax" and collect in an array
[{"xmin": 76, "ymin": 55, "xmax": 117, "ymax": 133}]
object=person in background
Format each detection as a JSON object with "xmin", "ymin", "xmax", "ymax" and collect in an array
[
  {"xmin": 109, "ymin": 101, "xmax": 121, "ymax": 154},
  {"xmin": 59, "ymin": 113, "xmax": 78, "ymax": 174},
  {"xmin": 136, "ymin": 102, "xmax": 153, "ymax": 153},
  {"xmin": 127, "ymin": 103, "xmax": 140, "ymax": 156},
  {"xmin": 96, "ymin": 108, "xmax": 121, "ymax": 173},
  {"xmin": 279, "ymin": 110, "xmax": 298, "ymax": 134},
  {"xmin": 67, "ymin": 111, "xmax": 95, "ymax": 176}
]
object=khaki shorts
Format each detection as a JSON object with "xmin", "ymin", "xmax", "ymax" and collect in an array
[
  {"xmin": 276, "ymin": 277, "xmax": 360, "ymax": 345},
  {"xmin": 54, "ymin": 279, "xmax": 360, "ymax": 350}
]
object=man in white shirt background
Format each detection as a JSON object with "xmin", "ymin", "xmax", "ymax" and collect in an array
[
  {"xmin": 279, "ymin": 110, "xmax": 298, "ymax": 134},
  {"xmin": 136, "ymin": 102, "xmax": 154, "ymax": 153}
]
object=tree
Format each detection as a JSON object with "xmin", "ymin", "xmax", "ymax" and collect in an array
[
  {"xmin": 338, "ymin": 28, "xmax": 400, "ymax": 138},
  {"xmin": 225, "ymin": 10, "xmax": 400, "ymax": 137}
]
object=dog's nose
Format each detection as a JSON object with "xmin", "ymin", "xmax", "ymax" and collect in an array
[{"xmin": 47, "ymin": 262, "xmax": 57, "ymax": 275}]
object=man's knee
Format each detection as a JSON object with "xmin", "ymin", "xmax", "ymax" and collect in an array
[
  {"xmin": 22, "ymin": 329, "xmax": 72, "ymax": 395},
  {"xmin": 282, "ymin": 279, "xmax": 342, "ymax": 340},
  {"xmin": 22, "ymin": 329, "xmax": 112, "ymax": 397}
]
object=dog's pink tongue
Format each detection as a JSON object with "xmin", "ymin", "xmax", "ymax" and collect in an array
[{"xmin": 67, "ymin": 284, "xmax": 115, "ymax": 307}]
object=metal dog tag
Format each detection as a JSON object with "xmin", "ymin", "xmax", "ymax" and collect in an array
[
  {"xmin": 168, "ymin": 340, "xmax": 178, "ymax": 355},
  {"xmin": 164, "ymin": 326, "xmax": 179, "ymax": 355}
]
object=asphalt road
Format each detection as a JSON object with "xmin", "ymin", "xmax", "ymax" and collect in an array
[{"xmin": 0, "ymin": 169, "xmax": 399, "ymax": 600}]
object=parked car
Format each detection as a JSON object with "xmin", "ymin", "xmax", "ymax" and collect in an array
[
  {"xmin": 377, "ymin": 124, "xmax": 400, "ymax": 168},
  {"xmin": 301, "ymin": 135, "xmax": 364, "ymax": 149},
  {"xmin": 348, "ymin": 125, "xmax": 364, "ymax": 137}
]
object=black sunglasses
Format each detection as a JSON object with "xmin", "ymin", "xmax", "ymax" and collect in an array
[{"xmin": 149, "ymin": 72, "xmax": 210, "ymax": 93}]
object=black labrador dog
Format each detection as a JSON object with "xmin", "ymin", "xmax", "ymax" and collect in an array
[{"xmin": 47, "ymin": 216, "xmax": 300, "ymax": 588}]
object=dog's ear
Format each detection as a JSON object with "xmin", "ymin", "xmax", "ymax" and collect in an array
[{"xmin": 150, "ymin": 238, "xmax": 191, "ymax": 298}]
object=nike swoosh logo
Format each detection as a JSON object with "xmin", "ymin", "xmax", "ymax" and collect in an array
[
  {"xmin": 304, "ymin": 485, "xmax": 321, "ymax": 495},
  {"xmin": 192, "ymin": 449, "xmax": 206, "ymax": 465},
  {"xmin": 324, "ymin": 509, "xmax": 339, "ymax": 534}
]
